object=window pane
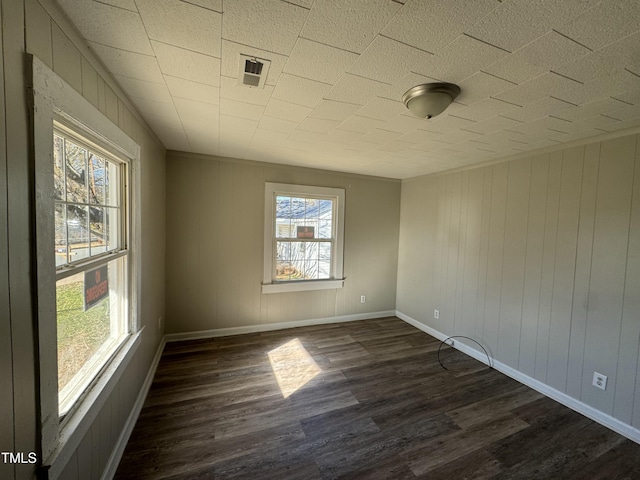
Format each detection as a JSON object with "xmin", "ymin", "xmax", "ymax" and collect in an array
[
  {"xmin": 67, "ymin": 205, "xmax": 90, "ymax": 262},
  {"xmin": 65, "ymin": 140, "xmax": 87, "ymax": 204},
  {"xmin": 55, "ymin": 204, "xmax": 67, "ymax": 266},
  {"xmin": 88, "ymin": 153, "xmax": 106, "ymax": 205},
  {"xmin": 275, "ymin": 241, "xmax": 329, "ymax": 281},
  {"xmin": 56, "ymin": 257, "xmax": 126, "ymax": 412},
  {"xmin": 90, "ymin": 206, "xmax": 106, "ymax": 256},
  {"xmin": 54, "ymin": 134, "xmax": 65, "ymax": 200},
  {"xmin": 104, "ymin": 160, "xmax": 119, "ymax": 207}
]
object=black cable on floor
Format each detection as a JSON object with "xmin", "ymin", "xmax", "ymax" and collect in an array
[{"xmin": 437, "ymin": 335, "xmax": 492, "ymax": 370}]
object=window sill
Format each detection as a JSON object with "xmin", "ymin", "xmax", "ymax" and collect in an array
[{"xmin": 261, "ymin": 279, "xmax": 344, "ymax": 294}]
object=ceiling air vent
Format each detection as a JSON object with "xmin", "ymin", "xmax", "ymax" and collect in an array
[{"xmin": 238, "ymin": 54, "xmax": 271, "ymax": 89}]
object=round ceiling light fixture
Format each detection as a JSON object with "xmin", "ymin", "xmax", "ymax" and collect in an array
[{"xmin": 402, "ymin": 82, "xmax": 461, "ymax": 119}]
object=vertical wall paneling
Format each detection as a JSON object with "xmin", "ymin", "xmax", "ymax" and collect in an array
[
  {"xmin": 498, "ymin": 158, "xmax": 531, "ymax": 367},
  {"xmin": 546, "ymin": 147, "xmax": 584, "ymax": 391},
  {"xmin": 460, "ymin": 168, "xmax": 484, "ymax": 339},
  {"xmin": 518, "ymin": 154, "xmax": 549, "ymax": 377},
  {"xmin": 474, "ymin": 168, "xmax": 493, "ymax": 340},
  {"xmin": 534, "ymin": 152, "xmax": 562, "ymax": 382},
  {"xmin": 454, "ymin": 171, "xmax": 470, "ymax": 336},
  {"xmin": 616, "ymin": 136, "xmax": 640, "ymax": 424},
  {"xmin": 566, "ymin": 144, "xmax": 599, "ymax": 399},
  {"xmin": 396, "ymin": 131, "xmax": 640, "ymax": 438},
  {"xmin": 4, "ymin": 0, "xmax": 38, "ymax": 478},
  {"xmin": 0, "ymin": 1, "xmax": 15, "ymax": 478},
  {"xmin": 482, "ymin": 163, "xmax": 508, "ymax": 357},
  {"xmin": 445, "ymin": 173, "xmax": 462, "ymax": 333},
  {"xmin": 582, "ymin": 136, "xmax": 636, "ymax": 414},
  {"xmin": 165, "ymin": 153, "xmax": 400, "ymax": 333}
]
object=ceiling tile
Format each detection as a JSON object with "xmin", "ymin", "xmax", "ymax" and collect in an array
[
  {"xmin": 356, "ymin": 97, "xmax": 406, "ymax": 121},
  {"xmin": 327, "ymin": 129, "xmax": 364, "ymax": 144},
  {"xmin": 553, "ymin": 69, "xmax": 640, "ymax": 106},
  {"xmin": 360, "ymin": 129, "xmax": 403, "ymax": 145},
  {"xmin": 58, "ymin": 0, "xmax": 153, "ymax": 54},
  {"xmin": 309, "ymin": 100, "xmax": 360, "ymax": 122},
  {"xmin": 415, "ymin": 34, "xmax": 509, "ymax": 84},
  {"xmin": 484, "ymin": 31, "xmax": 590, "ymax": 84},
  {"xmin": 296, "ymin": 118, "xmax": 340, "ymax": 135},
  {"xmin": 454, "ymin": 98, "xmax": 520, "ymax": 122},
  {"xmin": 220, "ymin": 98, "xmax": 265, "ymax": 121},
  {"xmin": 421, "ymin": 114, "xmax": 477, "ymax": 133},
  {"xmin": 183, "ymin": 0, "xmax": 222, "ymax": 12},
  {"xmin": 463, "ymin": 115, "xmax": 522, "ymax": 135},
  {"xmin": 301, "ymin": 0, "xmax": 401, "ymax": 54},
  {"xmin": 348, "ymin": 36, "xmax": 433, "ymax": 84},
  {"xmin": 264, "ymin": 98, "xmax": 312, "ymax": 122},
  {"xmin": 325, "ymin": 74, "xmax": 390, "ymax": 105},
  {"xmin": 494, "ymin": 72, "xmax": 582, "ymax": 106},
  {"xmin": 338, "ymin": 115, "xmax": 385, "ymax": 134},
  {"xmin": 220, "ymin": 40, "xmax": 287, "ymax": 85},
  {"xmin": 115, "ymin": 75, "xmax": 172, "ymax": 103},
  {"xmin": 165, "ymin": 75, "xmax": 219, "ymax": 104},
  {"xmin": 222, "ymin": 0, "xmax": 308, "ymax": 55},
  {"xmin": 250, "ymin": 129, "xmax": 288, "ymax": 149},
  {"xmin": 501, "ymin": 96, "xmax": 576, "ymax": 123},
  {"xmin": 144, "ymin": 112, "xmax": 191, "ymax": 151},
  {"xmin": 378, "ymin": 114, "xmax": 432, "ymax": 134},
  {"xmin": 257, "ymin": 116, "xmax": 299, "ymax": 134},
  {"xmin": 152, "ymin": 41, "xmax": 220, "ymax": 86},
  {"xmin": 99, "ymin": 0, "xmax": 137, "ymax": 12},
  {"xmin": 465, "ymin": 0, "xmax": 600, "ymax": 52},
  {"xmin": 283, "ymin": 38, "xmax": 358, "ymax": 84},
  {"xmin": 131, "ymin": 97, "xmax": 179, "ymax": 118},
  {"xmin": 457, "ymin": 71, "xmax": 516, "ymax": 106},
  {"xmin": 382, "ymin": 0, "xmax": 497, "ymax": 53},
  {"xmin": 89, "ymin": 42, "xmax": 164, "ymax": 83},
  {"xmin": 220, "ymin": 76, "xmax": 274, "ymax": 106},
  {"xmin": 271, "ymin": 74, "xmax": 331, "ymax": 108},
  {"xmin": 174, "ymin": 97, "xmax": 219, "ymax": 122},
  {"xmin": 557, "ymin": 0, "xmax": 640, "ymax": 51},
  {"xmin": 552, "ymin": 98, "xmax": 636, "ymax": 122},
  {"xmin": 137, "ymin": 0, "xmax": 221, "ymax": 56}
]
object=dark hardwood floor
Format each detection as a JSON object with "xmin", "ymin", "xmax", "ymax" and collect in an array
[{"xmin": 115, "ymin": 317, "xmax": 640, "ymax": 479}]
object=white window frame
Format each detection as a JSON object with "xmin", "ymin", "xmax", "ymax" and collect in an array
[
  {"xmin": 262, "ymin": 183, "xmax": 345, "ymax": 294},
  {"xmin": 31, "ymin": 55, "xmax": 142, "ymax": 476}
]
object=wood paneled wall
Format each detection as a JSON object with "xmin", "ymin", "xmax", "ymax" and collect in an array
[
  {"xmin": 165, "ymin": 153, "xmax": 401, "ymax": 334},
  {"xmin": 397, "ymin": 133, "xmax": 640, "ymax": 431},
  {"xmin": 0, "ymin": 1, "xmax": 166, "ymax": 479}
]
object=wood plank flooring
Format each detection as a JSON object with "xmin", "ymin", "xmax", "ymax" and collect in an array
[{"xmin": 115, "ymin": 317, "xmax": 640, "ymax": 479}]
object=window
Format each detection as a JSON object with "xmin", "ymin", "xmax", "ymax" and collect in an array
[
  {"xmin": 263, "ymin": 183, "xmax": 345, "ymax": 293},
  {"xmin": 53, "ymin": 125, "xmax": 130, "ymax": 416},
  {"xmin": 32, "ymin": 56, "xmax": 142, "ymax": 467}
]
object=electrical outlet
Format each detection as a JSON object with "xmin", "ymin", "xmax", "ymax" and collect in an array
[
  {"xmin": 360, "ymin": 295, "xmax": 366, "ymax": 304},
  {"xmin": 592, "ymin": 372, "xmax": 607, "ymax": 391},
  {"xmin": 434, "ymin": 309, "xmax": 439, "ymax": 319}
]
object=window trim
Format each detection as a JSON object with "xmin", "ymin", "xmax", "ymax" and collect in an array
[
  {"xmin": 262, "ymin": 182, "xmax": 345, "ymax": 294},
  {"xmin": 31, "ymin": 55, "xmax": 142, "ymax": 472}
]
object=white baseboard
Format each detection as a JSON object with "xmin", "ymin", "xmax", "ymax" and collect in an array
[
  {"xmin": 396, "ymin": 310, "xmax": 640, "ymax": 445},
  {"xmin": 101, "ymin": 336, "xmax": 166, "ymax": 480},
  {"xmin": 165, "ymin": 310, "xmax": 396, "ymax": 342}
]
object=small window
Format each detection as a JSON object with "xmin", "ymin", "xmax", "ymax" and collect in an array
[
  {"xmin": 53, "ymin": 125, "xmax": 130, "ymax": 416},
  {"xmin": 263, "ymin": 183, "xmax": 345, "ymax": 294}
]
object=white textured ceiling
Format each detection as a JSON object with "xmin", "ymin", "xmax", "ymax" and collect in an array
[{"xmin": 57, "ymin": 0, "xmax": 640, "ymax": 179}]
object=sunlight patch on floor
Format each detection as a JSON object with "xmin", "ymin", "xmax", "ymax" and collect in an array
[{"xmin": 268, "ymin": 338, "xmax": 321, "ymax": 398}]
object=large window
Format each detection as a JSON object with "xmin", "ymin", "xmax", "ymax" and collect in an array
[
  {"xmin": 263, "ymin": 183, "xmax": 345, "ymax": 293},
  {"xmin": 53, "ymin": 125, "xmax": 130, "ymax": 416}
]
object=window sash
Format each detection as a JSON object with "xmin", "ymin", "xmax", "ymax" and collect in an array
[{"xmin": 263, "ymin": 183, "xmax": 345, "ymax": 293}]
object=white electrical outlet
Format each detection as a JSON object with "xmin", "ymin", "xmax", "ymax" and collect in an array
[
  {"xmin": 434, "ymin": 309, "xmax": 439, "ymax": 319},
  {"xmin": 360, "ymin": 295, "xmax": 366, "ymax": 303},
  {"xmin": 592, "ymin": 372, "xmax": 607, "ymax": 391}
]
